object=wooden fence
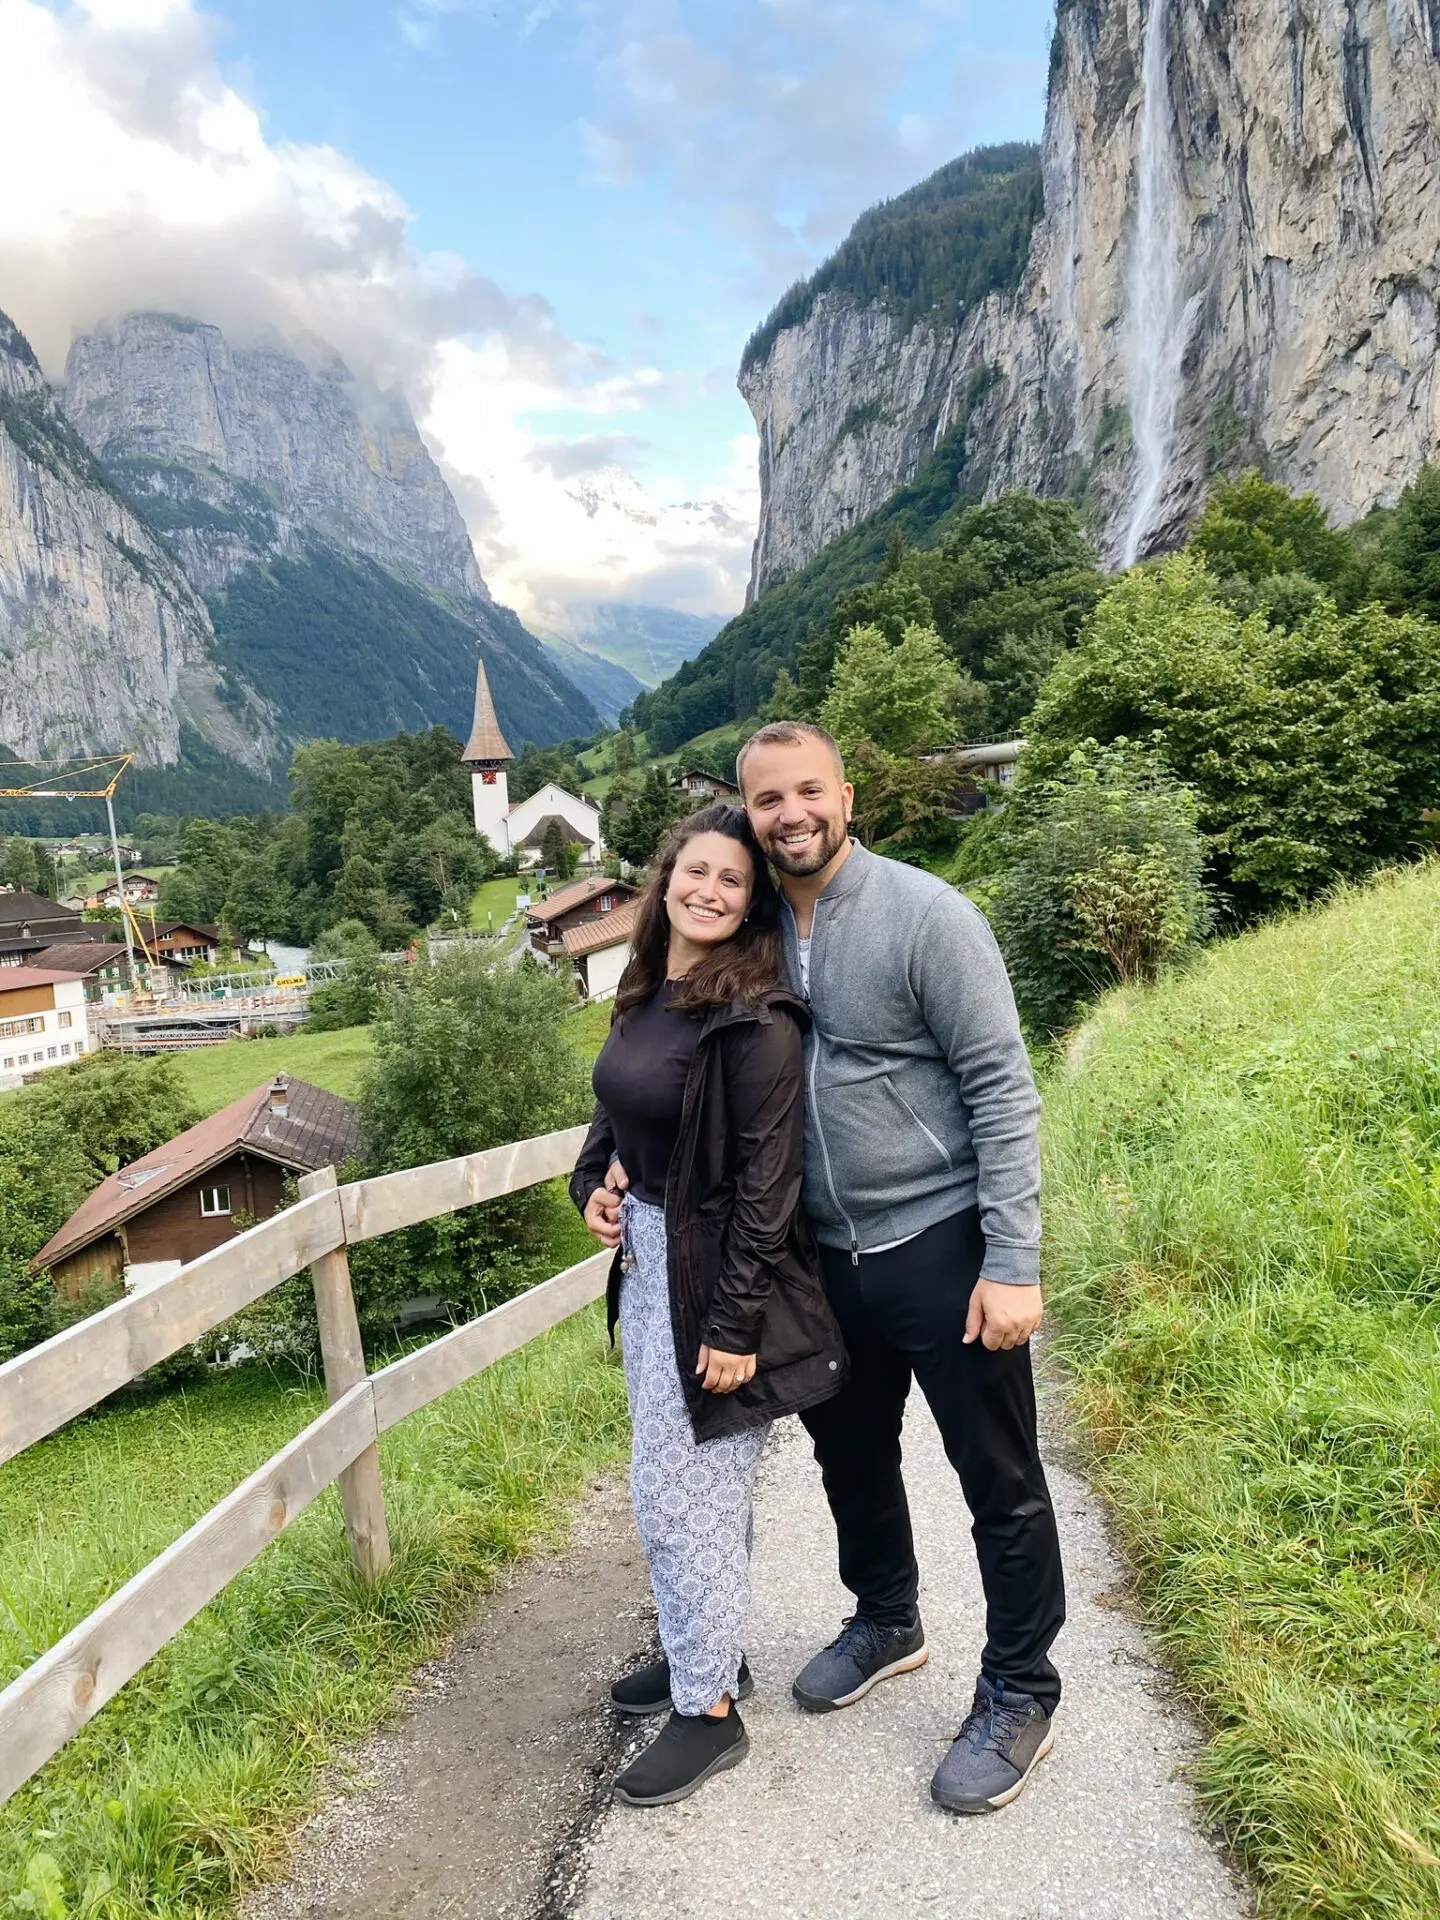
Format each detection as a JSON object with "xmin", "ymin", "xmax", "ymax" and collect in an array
[{"xmin": 0, "ymin": 1124, "xmax": 613, "ymax": 1808}]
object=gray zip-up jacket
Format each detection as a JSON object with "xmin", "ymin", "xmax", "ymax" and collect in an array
[{"xmin": 782, "ymin": 840, "xmax": 1042, "ymax": 1285}]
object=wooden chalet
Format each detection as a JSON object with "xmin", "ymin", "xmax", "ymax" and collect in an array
[
  {"xmin": 670, "ymin": 767, "xmax": 740, "ymax": 801},
  {"xmin": 33, "ymin": 1076, "xmax": 360, "ymax": 1297},
  {"xmin": 526, "ymin": 876, "xmax": 640, "ymax": 959}
]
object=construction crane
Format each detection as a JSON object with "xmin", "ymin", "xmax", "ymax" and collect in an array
[{"xmin": 0, "ymin": 753, "xmax": 139, "ymax": 980}]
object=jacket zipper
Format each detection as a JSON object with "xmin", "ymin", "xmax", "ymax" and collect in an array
[{"xmin": 800, "ymin": 897, "xmax": 861, "ymax": 1265}]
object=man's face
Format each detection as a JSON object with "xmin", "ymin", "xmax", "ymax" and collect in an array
[{"xmin": 741, "ymin": 738, "xmax": 854, "ymax": 878}]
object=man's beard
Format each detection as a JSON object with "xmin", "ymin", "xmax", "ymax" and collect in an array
[{"xmin": 763, "ymin": 815, "xmax": 848, "ymax": 877}]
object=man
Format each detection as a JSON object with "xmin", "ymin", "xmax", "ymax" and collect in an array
[{"xmin": 735, "ymin": 719, "xmax": 1065, "ymax": 1815}]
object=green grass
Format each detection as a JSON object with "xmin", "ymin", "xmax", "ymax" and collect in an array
[
  {"xmin": 565, "ymin": 996, "xmax": 613, "ymax": 1063},
  {"xmin": 167, "ymin": 1028, "xmax": 376, "ymax": 1116},
  {"xmin": 467, "ymin": 875, "xmax": 529, "ymax": 930},
  {"xmin": 0, "ymin": 1308, "xmax": 627, "ymax": 1916},
  {"xmin": 1043, "ymin": 862, "xmax": 1440, "ymax": 1919}
]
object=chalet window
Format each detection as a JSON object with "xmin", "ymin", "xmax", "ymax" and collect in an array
[
  {"xmin": 0, "ymin": 1017, "xmax": 43, "ymax": 1040},
  {"xmin": 199, "ymin": 1186, "xmax": 232, "ymax": 1217},
  {"xmin": 57, "ymin": 1011, "xmax": 72, "ymax": 1029},
  {"xmin": 46, "ymin": 1046, "xmax": 56, "ymax": 1059},
  {"xmin": 598, "ymin": 895, "xmax": 613, "ymax": 912},
  {"xmin": 60, "ymin": 1044, "xmax": 70, "ymax": 1057},
  {"xmin": 2, "ymin": 1058, "xmax": 11, "ymax": 1069}
]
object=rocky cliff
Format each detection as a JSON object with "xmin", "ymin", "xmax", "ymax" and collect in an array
[
  {"xmin": 0, "ymin": 307, "xmax": 596, "ymax": 792},
  {"xmin": 744, "ymin": 0, "xmax": 1440, "ymax": 586},
  {"xmin": 65, "ymin": 313, "xmax": 489, "ymax": 601},
  {"xmin": 0, "ymin": 310, "xmax": 273, "ymax": 772}
]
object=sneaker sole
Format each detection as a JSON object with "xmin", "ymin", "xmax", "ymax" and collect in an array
[
  {"xmin": 791, "ymin": 1643, "xmax": 929, "ymax": 1714},
  {"xmin": 930, "ymin": 1726, "xmax": 1054, "ymax": 1815},
  {"xmin": 611, "ymin": 1672, "xmax": 755, "ymax": 1716},
  {"xmin": 612, "ymin": 1729, "xmax": 750, "ymax": 1806}
]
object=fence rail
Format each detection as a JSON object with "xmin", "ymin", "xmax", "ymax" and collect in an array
[{"xmin": 0, "ymin": 1122, "xmax": 607, "ymax": 1807}]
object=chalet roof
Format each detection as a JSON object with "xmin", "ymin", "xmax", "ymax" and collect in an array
[
  {"xmin": 461, "ymin": 658, "xmax": 513, "ymax": 764},
  {"xmin": 0, "ymin": 965, "xmax": 88, "ymax": 991},
  {"xmin": 30, "ymin": 942, "xmax": 129, "ymax": 974},
  {"xmin": 0, "ymin": 891, "xmax": 83, "ymax": 930},
  {"xmin": 562, "ymin": 895, "xmax": 642, "ymax": 958},
  {"xmin": 671, "ymin": 768, "xmax": 739, "ymax": 792},
  {"xmin": 33, "ymin": 1077, "xmax": 361, "ymax": 1271},
  {"xmin": 526, "ymin": 876, "xmax": 639, "ymax": 926}
]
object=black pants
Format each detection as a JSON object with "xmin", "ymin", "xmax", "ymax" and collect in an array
[{"xmin": 800, "ymin": 1206, "xmax": 1065, "ymax": 1713}]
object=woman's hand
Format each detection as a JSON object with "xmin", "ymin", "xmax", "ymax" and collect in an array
[
  {"xmin": 582, "ymin": 1184, "xmax": 622, "ymax": 1248},
  {"xmin": 696, "ymin": 1345, "xmax": 757, "ymax": 1394}
]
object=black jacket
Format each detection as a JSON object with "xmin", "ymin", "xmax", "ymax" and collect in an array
[{"xmin": 570, "ymin": 989, "xmax": 847, "ymax": 1442}]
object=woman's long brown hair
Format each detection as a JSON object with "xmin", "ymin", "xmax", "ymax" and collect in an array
[{"xmin": 614, "ymin": 803, "xmax": 786, "ymax": 1020}]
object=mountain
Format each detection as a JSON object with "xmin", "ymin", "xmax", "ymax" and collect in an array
[
  {"xmin": 536, "ymin": 631, "xmax": 647, "ymax": 727},
  {"xmin": 0, "ymin": 309, "xmax": 269, "ymax": 774},
  {"xmin": 62, "ymin": 312, "xmax": 598, "ymax": 756},
  {"xmin": 555, "ymin": 602, "xmax": 727, "ymax": 687},
  {"xmin": 634, "ymin": 0, "xmax": 1440, "ymax": 746},
  {"xmin": 744, "ymin": 0, "xmax": 1440, "ymax": 586}
]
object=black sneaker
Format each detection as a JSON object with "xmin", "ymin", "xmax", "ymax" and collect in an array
[
  {"xmin": 930, "ymin": 1674, "xmax": 1055, "ymax": 1814},
  {"xmin": 791, "ymin": 1612, "xmax": 927, "ymax": 1713},
  {"xmin": 613, "ymin": 1708, "xmax": 749, "ymax": 1806},
  {"xmin": 611, "ymin": 1655, "xmax": 754, "ymax": 1715}
]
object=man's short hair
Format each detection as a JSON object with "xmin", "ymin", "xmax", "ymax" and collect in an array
[{"xmin": 736, "ymin": 721, "xmax": 846, "ymax": 792}]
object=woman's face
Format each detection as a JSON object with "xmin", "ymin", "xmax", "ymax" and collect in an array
[{"xmin": 665, "ymin": 830, "xmax": 754, "ymax": 950}]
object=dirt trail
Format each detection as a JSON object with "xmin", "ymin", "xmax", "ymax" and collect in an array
[{"xmin": 247, "ymin": 1388, "xmax": 1253, "ymax": 1920}]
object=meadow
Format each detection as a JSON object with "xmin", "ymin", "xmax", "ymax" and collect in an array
[{"xmin": 1044, "ymin": 862, "xmax": 1440, "ymax": 1919}]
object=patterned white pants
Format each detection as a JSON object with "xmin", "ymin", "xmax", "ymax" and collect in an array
[{"xmin": 619, "ymin": 1195, "xmax": 768, "ymax": 1716}]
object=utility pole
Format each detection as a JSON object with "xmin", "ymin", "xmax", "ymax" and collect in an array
[{"xmin": 105, "ymin": 793, "xmax": 136, "ymax": 985}]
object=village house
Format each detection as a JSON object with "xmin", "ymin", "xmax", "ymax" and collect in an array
[
  {"xmin": 0, "ymin": 889, "xmax": 92, "ymax": 964},
  {"xmin": 86, "ymin": 872, "xmax": 162, "ymax": 909},
  {"xmin": 463, "ymin": 660, "xmax": 604, "ymax": 865},
  {"xmin": 526, "ymin": 875, "xmax": 640, "ymax": 960},
  {"xmin": 33, "ymin": 1075, "xmax": 359, "ymax": 1298},
  {"xmin": 129, "ymin": 920, "xmax": 224, "ymax": 968},
  {"xmin": 561, "ymin": 895, "xmax": 641, "ymax": 1000},
  {"xmin": 0, "ymin": 966, "xmax": 91, "ymax": 1083},
  {"xmin": 28, "ymin": 941, "xmax": 132, "ymax": 997},
  {"xmin": 670, "ymin": 767, "xmax": 740, "ymax": 801}
]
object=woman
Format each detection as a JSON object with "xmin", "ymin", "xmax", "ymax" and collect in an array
[{"xmin": 571, "ymin": 803, "xmax": 845, "ymax": 1807}]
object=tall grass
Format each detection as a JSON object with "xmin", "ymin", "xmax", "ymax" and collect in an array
[
  {"xmin": 0, "ymin": 1306, "xmax": 627, "ymax": 1915},
  {"xmin": 1044, "ymin": 863, "xmax": 1440, "ymax": 1919}
]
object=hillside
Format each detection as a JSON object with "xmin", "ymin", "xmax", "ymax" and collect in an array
[{"xmin": 1045, "ymin": 862, "xmax": 1440, "ymax": 1915}]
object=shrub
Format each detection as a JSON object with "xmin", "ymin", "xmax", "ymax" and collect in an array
[{"xmin": 989, "ymin": 739, "xmax": 1211, "ymax": 1037}]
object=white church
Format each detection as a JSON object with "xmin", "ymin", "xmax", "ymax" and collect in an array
[{"xmin": 462, "ymin": 659, "xmax": 604, "ymax": 865}]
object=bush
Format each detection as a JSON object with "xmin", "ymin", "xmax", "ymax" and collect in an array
[
  {"xmin": 1025, "ymin": 555, "xmax": 1440, "ymax": 917},
  {"xmin": 989, "ymin": 739, "xmax": 1211, "ymax": 1038},
  {"xmin": 349, "ymin": 948, "xmax": 592, "ymax": 1332}
]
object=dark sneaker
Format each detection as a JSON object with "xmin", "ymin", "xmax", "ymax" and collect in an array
[
  {"xmin": 930, "ymin": 1674, "xmax": 1055, "ymax": 1814},
  {"xmin": 611, "ymin": 1655, "xmax": 754, "ymax": 1715},
  {"xmin": 791, "ymin": 1613, "xmax": 927, "ymax": 1713},
  {"xmin": 613, "ymin": 1708, "xmax": 749, "ymax": 1806}
]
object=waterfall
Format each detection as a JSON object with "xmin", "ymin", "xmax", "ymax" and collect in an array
[{"xmin": 1120, "ymin": 0, "xmax": 1187, "ymax": 567}]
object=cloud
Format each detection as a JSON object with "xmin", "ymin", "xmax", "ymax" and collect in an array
[{"xmin": 0, "ymin": 0, "xmax": 756, "ymax": 626}]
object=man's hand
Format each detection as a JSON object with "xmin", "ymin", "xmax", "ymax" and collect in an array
[
  {"xmin": 582, "ymin": 1183, "xmax": 622, "ymax": 1247},
  {"xmin": 696, "ymin": 1345, "xmax": 757, "ymax": 1394},
  {"xmin": 964, "ymin": 1280, "xmax": 1043, "ymax": 1351}
]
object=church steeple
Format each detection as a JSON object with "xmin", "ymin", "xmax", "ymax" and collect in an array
[
  {"xmin": 461, "ymin": 657, "xmax": 513, "ymax": 765},
  {"xmin": 463, "ymin": 657, "xmax": 513, "ymax": 854}
]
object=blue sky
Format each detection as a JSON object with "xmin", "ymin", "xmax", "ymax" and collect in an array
[{"xmin": 0, "ymin": 0, "xmax": 1055, "ymax": 623}]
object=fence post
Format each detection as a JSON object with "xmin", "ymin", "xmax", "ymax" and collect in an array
[{"xmin": 298, "ymin": 1165, "xmax": 391, "ymax": 1583}]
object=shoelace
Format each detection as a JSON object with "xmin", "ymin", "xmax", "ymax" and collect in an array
[
  {"xmin": 959, "ymin": 1683, "xmax": 1030, "ymax": 1751},
  {"xmin": 827, "ymin": 1613, "xmax": 891, "ymax": 1663}
]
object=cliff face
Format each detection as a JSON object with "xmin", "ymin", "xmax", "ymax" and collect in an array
[
  {"xmin": 0, "ymin": 311, "xmax": 271, "ymax": 771},
  {"xmin": 64, "ymin": 314, "xmax": 489, "ymax": 600},
  {"xmin": 745, "ymin": 0, "xmax": 1440, "ymax": 587}
]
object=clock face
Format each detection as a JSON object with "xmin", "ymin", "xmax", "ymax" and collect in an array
[{"xmin": 481, "ymin": 770, "xmax": 498, "ymax": 785}]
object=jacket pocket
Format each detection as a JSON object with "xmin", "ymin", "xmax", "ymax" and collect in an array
[{"xmin": 884, "ymin": 1075, "xmax": 953, "ymax": 1171}]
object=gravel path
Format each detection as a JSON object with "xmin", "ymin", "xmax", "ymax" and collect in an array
[{"xmin": 569, "ymin": 1407, "xmax": 1253, "ymax": 1920}]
